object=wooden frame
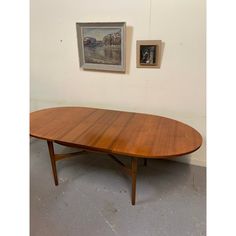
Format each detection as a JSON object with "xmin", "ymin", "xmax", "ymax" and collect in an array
[
  {"xmin": 76, "ymin": 22, "xmax": 126, "ymax": 72},
  {"xmin": 136, "ymin": 40, "xmax": 162, "ymax": 68},
  {"xmin": 47, "ymin": 141, "xmax": 147, "ymax": 205}
]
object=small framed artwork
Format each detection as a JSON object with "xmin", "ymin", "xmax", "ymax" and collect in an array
[
  {"xmin": 76, "ymin": 22, "xmax": 126, "ymax": 72},
  {"xmin": 136, "ymin": 40, "xmax": 162, "ymax": 68}
]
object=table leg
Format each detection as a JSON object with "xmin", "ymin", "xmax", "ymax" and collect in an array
[
  {"xmin": 143, "ymin": 158, "xmax": 147, "ymax": 166},
  {"xmin": 47, "ymin": 141, "xmax": 58, "ymax": 186},
  {"xmin": 131, "ymin": 157, "xmax": 138, "ymax": 205}
]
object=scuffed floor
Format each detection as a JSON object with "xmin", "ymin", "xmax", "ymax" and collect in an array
[{"xmin": 30, "ymin": 138, "xmax": 206, "ymax": 236}]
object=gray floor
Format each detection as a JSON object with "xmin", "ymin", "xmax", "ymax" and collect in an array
[{"xmin": 30, "ymin": 138, "xmax": 206, "ymax": 236}]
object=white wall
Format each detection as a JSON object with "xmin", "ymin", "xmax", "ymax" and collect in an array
[{"xmin": 30, "ymin": 0, "xmax": 206, "ymax": 166}]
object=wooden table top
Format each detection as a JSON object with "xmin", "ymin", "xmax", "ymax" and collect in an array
[{"xmin": 30, "ymin": 107, "xmax": 202, "ymax": 159}]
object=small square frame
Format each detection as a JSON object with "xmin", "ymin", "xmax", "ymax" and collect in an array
[{"xmin": 136, "ymin": 40, "xmax": 162, "ymax": 68}]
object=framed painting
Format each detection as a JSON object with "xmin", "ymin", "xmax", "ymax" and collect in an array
[
  {"xmin": 76, "ymin": 22, "xmax": 126, "ymax": 72},
  {"xmin": 136, "ymin": 40, "xmax": 162, "ymax": 68}
]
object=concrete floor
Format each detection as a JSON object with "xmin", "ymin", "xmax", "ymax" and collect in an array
[{"xmin": 30, "ymin": 138, "xmax": 206, "ymax": 236}]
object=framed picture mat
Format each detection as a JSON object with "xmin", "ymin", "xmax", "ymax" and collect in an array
[{"xmin": 136, "ymin": 40, "xmax": 162, "ymax": 68}]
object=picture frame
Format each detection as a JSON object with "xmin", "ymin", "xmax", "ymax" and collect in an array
[
  {"xmin": 136, "ymin": 40, "xmax": 162, "ymax": 68},
  {"xmin": 76, "ymin": 22, "xmax": 126, "ymax": 72}
]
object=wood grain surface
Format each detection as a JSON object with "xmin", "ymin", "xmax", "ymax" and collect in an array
[{"xmin": 30, "ymin": 107, "xmax": 202, "ymax": 158}]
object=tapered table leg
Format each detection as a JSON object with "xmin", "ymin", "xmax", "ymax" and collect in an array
[
  {"xmin": 131, "ymin": 158, "xmax": 138, "ymax": 205},
  {"xmin": 144, "ymin": 158, "xmax": 147, "ymax": 166},
  {"xmin": 47, "ymin": 141, "xmax": 58, "ymax": 186}
]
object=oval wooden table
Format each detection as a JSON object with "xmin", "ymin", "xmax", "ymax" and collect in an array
[{"xmin": 30, "ymin": 107, "xmax": 202, "ymax": 205}]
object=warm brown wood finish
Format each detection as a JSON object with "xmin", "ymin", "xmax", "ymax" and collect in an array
[
  {"xmin": 131, "ymin": 158, "xmax": 138, "ymax": 205},
  {"xmin": 47, "ymin": 141, "xmax": 58, "ymax": 186},
  {"xmin": 30, "ymin": 107, "xmax": 202, "ymax": 158},
  {"xmin": 30, "ymin": 107, "xmax": 202, "ymax": 205}
]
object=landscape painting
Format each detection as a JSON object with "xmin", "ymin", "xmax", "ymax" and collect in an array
[{"xmin": 76, "ymin": 22, "xmax": 126, "ymax": 72}]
